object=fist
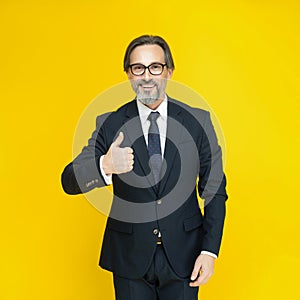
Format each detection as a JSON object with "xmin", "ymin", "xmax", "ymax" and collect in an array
[{"xmin": 102, "ymin": 132, "xmax": 134, "ymax": 175}]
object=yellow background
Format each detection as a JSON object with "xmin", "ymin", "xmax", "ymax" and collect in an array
[{"xmin": 0, "ymin": 0, "xmax": 299, "ymax": 299}]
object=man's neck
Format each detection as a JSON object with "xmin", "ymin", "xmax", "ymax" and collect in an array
[
  {"xmin": 146, "ymin": 98, "xmax": 164, "ymax": 110},
  {"xmin": 139, "ymin": 94, "xmax": 167, "ymax": 110}
]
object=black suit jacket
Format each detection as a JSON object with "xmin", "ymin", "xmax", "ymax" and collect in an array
[{"xmin": 61, "ymin": 97, "xmax": 227, "ymax": 279}]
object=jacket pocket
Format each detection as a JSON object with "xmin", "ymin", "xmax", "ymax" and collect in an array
[
  {"xmin": 107, "ymin": 219, "xmax": 133, "ymax": 234},
  {"xmin": 183, "ymin": 214, "xmax": 203, "ymax": 232}
]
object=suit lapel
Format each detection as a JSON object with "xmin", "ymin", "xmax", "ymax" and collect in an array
[
  {"xmin": 122, "ymin": 101, "xmax": 152, "ymax": 184},
  {"xmin": 158, "ymin": 99, "xmax": 184, "ymax": 195}
]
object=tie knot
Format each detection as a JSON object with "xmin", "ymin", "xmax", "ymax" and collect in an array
[{"xmin": 148, "ymin": 112, "xmax": 160, "ymax": 123}]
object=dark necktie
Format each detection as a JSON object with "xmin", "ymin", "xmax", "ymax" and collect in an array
[{"xmin": 147, "ymin": 112, "xmax": 162, "ymax": 187}]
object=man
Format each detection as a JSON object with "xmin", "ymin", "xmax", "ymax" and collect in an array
[{"xmin": 61, "ymin": 35, "xmax": 227, "ymax": 300}]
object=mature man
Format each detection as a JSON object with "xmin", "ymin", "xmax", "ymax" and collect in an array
[{"xmin": 61, "ymin": 35, "xmax": 227, "ymax": 300}]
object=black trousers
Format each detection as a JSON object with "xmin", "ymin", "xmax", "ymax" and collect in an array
[{"xmin": 113, "ymin": 245, "xmax": 199, "ymax": 300}]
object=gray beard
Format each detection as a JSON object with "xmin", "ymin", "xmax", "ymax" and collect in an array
[
  {"xmin": 131, "ymin": 79, "xmax": 165, "ymax": 105},
  {"xmin": 136, "ymin": 92, "xmax": 160, "ymax": 105},
  {"xmin": 138, "ymin": 98, "xmax": 158, "ymax": 105}
]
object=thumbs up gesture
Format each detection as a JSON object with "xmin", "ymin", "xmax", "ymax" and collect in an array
[{"xmin": 102, "ymin": 132, "xmax": 134, "ymax": 175}]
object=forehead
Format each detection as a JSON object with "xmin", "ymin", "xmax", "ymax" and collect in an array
[{"xmin": 129, "ymin": 44, "xmax": 165, "ymax": 65}]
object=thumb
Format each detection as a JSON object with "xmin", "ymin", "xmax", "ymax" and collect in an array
[
  {"xmin": 191, "ymin": 260, "xmax": 201, "ymax": 281},
  {"xmin": 113, "ymin": 132, "xmax": 124, "ymax": 147}
]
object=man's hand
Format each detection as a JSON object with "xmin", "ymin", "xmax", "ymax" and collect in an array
[
  {"xmin": 189, "ymin": 254, "xmax": 215, "ymax": 287},
  {"xmin": 102, "ymin": 132, "xmax": 134, "ymax": 175}
]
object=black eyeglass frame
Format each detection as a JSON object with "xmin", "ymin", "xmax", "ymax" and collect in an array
[{"xmin": 129, "ymin": 63, "xmax": 167, "ymax": 76}]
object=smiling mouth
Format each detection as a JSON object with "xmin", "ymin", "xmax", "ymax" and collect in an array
[{"xmin": 141, "ymin": 85, "xmax": 155, "ymax": 89}]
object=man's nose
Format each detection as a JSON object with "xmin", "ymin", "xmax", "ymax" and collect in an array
[{"xmin": 143, "ymin": 68, "xmax": 151, "ymax": 81}]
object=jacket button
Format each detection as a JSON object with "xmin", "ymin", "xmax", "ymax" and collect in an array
[
  {"xmin": 153, "ymin": 228, "xmax": 159, "ymax": 235},
  {"xmin": 157, "ymin": 200, "xmax": 162, "ymax": 205}
]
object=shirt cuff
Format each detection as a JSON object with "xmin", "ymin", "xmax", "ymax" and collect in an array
[
  {"xmin": 201, "ymin": 251, "xmax": 218, "ymax": 259},
  {"xmin": 99, "ymin": 155, "xmax": 112, "ymax": 185}
]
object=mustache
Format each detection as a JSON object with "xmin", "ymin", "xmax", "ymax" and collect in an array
[{"xmin": 136, "ymin": 79, "xmax": 157, "ymax": 86}]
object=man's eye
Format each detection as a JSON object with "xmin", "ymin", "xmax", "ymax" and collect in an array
[
  {"xmin": 133, "ymin": 65, "xmax": 143, "ymax": 71},
  {"xmin": 151, "ymin": 64, "xmax": 160, "ymax": 69}
]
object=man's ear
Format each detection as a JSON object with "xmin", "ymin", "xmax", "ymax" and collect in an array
[
  {"xmin": 167, "ymin": 69, "xmax": 173, "ymax": 80},
  {"xmin": 126, "ymin": 70, "xmax": 132, "ymax": 80}
]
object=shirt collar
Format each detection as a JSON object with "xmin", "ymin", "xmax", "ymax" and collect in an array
[{"xmin": 136, "ymin": 95, "xmax": 168, "ymax": 124}]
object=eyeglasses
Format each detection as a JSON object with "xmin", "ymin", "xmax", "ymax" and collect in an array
[{"xmin": 129, "ymin": 63, "xmax": 167, "ymax": 76}]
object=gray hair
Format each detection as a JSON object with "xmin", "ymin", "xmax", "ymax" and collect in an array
[{"xmin": 123, "ymin": 35, "xmax": 175, "ymax": 71}]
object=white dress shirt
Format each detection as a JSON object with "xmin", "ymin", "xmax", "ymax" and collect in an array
[
  {"xmin": 136, "ymin": 95, "xmax": 168, "ymax": 156},
  {"xmin": 99, "ymin": 96, "xmax": 217, "ymax": 259}
]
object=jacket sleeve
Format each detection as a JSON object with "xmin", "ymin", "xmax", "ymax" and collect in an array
[
  {"xmin": 197, "ymin": 111, "xmax": 228, "ymax": 256},
  {"xmin": 61, "ymin": 113, "xmax": 111, "ymax": 195}
]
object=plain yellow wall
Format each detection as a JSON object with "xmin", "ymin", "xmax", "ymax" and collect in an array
[{"xmin": 1, "ymin": 0, "xmax": 299, "ymax": 299}]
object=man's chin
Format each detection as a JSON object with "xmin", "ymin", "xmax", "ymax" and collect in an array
[{"xmin": 137, "ymin": 97, "xmax": 158, "ymax": 105}]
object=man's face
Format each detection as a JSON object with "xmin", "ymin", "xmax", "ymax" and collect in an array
[{"xmin": 126, "ymin": 44, "xmax": 173, "ymax": 107}]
